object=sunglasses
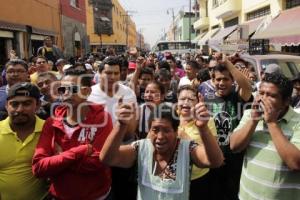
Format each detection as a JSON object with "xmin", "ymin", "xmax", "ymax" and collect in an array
[{"xmin": 57, "ymin": 85, "xmax": 80, "ymax": 95}]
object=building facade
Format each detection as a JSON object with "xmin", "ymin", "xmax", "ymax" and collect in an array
[
  {"xmin": 194, "ymin": 0, "xmax": 300, "ymax": 54},
  {"xmin": 60, "ymin": 0, "xmax": 89, "ymax": 58},
  {"xmin": 86, "ymin": 0, "xmax": 137, "ymax": 54},
  {"xmin": 166, "ymin": 11, "xmax": 198, "ymax": 42},
  {"xmin": 0, "ymin": 0, "xmax": 62, "ymax": 65}
]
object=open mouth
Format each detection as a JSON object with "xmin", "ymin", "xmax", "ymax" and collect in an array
[
  {"xmin": 155, "ymin": 142, "xmax": 167, "ymax": 150},
  {"xmin": 181, "ymin": 105, "xmax": 191, "ymax": 112}
]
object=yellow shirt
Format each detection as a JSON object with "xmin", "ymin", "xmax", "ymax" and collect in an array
[
  {"xmin": 30, "ymin": 71, "xmax": 59, "ymax": 84},
  {"xmin": 0, "ymin": 117, "xmax": 48, "ymax": 200},
  {"xmin": 178, "ymin": 118, "xmax": 217, "ymax": 180}
]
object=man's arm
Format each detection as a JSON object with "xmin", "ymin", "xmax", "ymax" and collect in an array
[
  {"xmin": 32, "ymin": 119, "xmax": 89, "ymax": 178},
  {"xmin": 99, "ymin": 104, "xmax": 137, "ymax": 168},
  {"xmin": 224, "ymin": 57, "xmax": 252, "ymax": 101},
  {"xmin": 263, "ymin": 97, "xmax": 300, "ymax": 170},
  {"xmin": 268, "ymin": 122, "xmax": 300, "ymax": 170}
]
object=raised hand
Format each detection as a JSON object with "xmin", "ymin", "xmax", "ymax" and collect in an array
[
  {"xmin": 116, "ymin": 97, "xmax": 136, "ymax": 126},
  {"xmin": 194, "ymin": 94, "xmax": 210, "ymax": 129}
]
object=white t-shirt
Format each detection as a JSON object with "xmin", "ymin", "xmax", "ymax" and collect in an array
[
  {"xmin": 88, "ymin": 83, "xmax": 137, "ymax": 124},
  {"xmin": 178, "ymin": 76, "xmax": 192, "ymax": 88}
]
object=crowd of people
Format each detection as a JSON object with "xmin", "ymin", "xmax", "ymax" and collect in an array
[{"xmin": 0, "ymin": 39, "xmax": 300, "ymax": 200}]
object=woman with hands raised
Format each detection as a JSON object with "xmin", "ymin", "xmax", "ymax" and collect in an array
[{"xmin": 100, "ymin": 96, "xmax": 223, "ymax": 200}]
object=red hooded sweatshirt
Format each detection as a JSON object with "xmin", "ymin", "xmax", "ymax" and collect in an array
[{"xmin": 32, "ymin": 104, "xmax": 112, "ymax": 200}]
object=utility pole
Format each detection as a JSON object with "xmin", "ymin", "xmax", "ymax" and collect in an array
[
  {"xmin": 167, "ymin": 8, "xmax": 175, "ymax": 41},
  {"xmin": 189, "ymin": 0, "xmax": 192, "ymax": 49},
  {"xmin": 122, "ymin": 10, "xmax": 137, "ymax": 48}
]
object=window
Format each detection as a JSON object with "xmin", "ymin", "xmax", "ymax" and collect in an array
[
  {"xmin": 224, "ymin": 17, "xmax": 238, "ymax": 28},
  {"xmin": 70, "ymin": 0, "xmax": 79, "ymax": 8},
  {"xmin": 212, "ymin": 0, "xmax": 219, "ymax": 8},
  {"xmin": 286, "ymin": 0, "xmax": 300, "ymax": 9},
  {"xmin": 246, "ymin": 6, "xmax": 270, "ymax": 21}
]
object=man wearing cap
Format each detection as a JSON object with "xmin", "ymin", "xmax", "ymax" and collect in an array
[
  {"xmin": 0, "ymin": 59, "xmax": 30, "ymax": 120},
  {"xmin": 0, "ymin": 82, "xmax": 48, "ymax": 200}
]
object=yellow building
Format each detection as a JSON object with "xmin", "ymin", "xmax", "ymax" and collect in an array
[
  {"xmin": 86, "ymin": 0, "xmax": 137, "ymax": 53},
  {"xmin": 194, "ymin": 0, "xmax": 300, "ymax": 53},
  {"xmin": 0, "ymin": 0, "xmax": 61, "ymax": 63}
]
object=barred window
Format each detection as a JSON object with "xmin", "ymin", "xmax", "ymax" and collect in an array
[
  {"xmin": 286, "ymin": 0, "xmax": 300, "ymax": 9},
  {"xmin": 247, "ymin": 6, "xmax": 270, "ymax": 21},
  {"xmin": 224, "ymin": 17, "xmax": 238, "ymax": 28}
]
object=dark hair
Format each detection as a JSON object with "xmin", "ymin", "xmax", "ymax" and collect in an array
[
  {"xmin": 63, "ymin": 68, "xmax": 92, "ymax": 87},
  {"xmin": 157, "ymin": 60, "xmax": 170, "ymax": 71},
  {"xmin": 37, "ymin": 72, "xmax": 58, "ymax": 81},
  {"xmin": 212, "ymin": 64, "xmax": 233, "ymax": 80},
  {"xmin": 34, "ymin": 56, "xmax": 48, "ymax": 63},
  {"xmin": 155, "ymin": 68, "xmax": 171, "ymax": 80},
  {"xmin": 98, "ymin": 56, "xmax": 121, "ymax": 73},
  {"xmin": 139, "ymin": 67, "xmax": 154, "ymax": 79},
  {"xmin": 262, "ymin": 73, "xmax": 293, "ymax": 101},
  {"xmin": 165, "ymin": 55, "xmax": 176, "ymax": 62},
  {"xmin": 5, "ymin": 59, "xmax": 28, "ymax": 71},
  {"xmin": 186, "ymin": 60, "xmax": 200, "ymax": 70},
  {"xmin": 177, "ymin": 84, "xmax": 197, "ymax": 97},
  {"xmin": 197, "ymin": 68, "xmax": 210, "ymax": 82},
  {"xmin": 146, "ymin": 81, "xmax": 165, "ymax": 95},
  {"xmin": 119, "ymin": 57, "xmax": 129, "ymax": 69},
  {"xmin": 148, "ymin": 103, "xmax": 179, "ymax": 131},
  {"xmin": 145, "ymin": 63, "xmax": 156, "ymax": 71}
]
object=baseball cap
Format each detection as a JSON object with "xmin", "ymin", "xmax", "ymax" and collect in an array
[
  {"xmin": 7, "ymin": 82, "xmax": 40, "ymax": 100},
  {"xmin": 128, "ymin": 61, "xmax": 136, "ymax": 70},
  {"xmin": 264, "ymin": 64, "xmax": 282, "ymax": 74}
]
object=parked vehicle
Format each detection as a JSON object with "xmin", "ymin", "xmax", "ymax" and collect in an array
[{"xmin": 240, "ymin": 54, "xmax": 300, "ymax": 80}]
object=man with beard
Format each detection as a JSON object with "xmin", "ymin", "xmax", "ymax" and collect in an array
[
  {"xmin": 0, "ymin": 82, "xmax": 48, "ymax": 200},
  {"xmin": 32, "ymin": 68, "xmax": 113, "ymax": 200}
]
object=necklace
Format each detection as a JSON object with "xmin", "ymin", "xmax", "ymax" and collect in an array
[{"xmin": 153, "ymin": 138, "xmax": 179, "ymax": 179}]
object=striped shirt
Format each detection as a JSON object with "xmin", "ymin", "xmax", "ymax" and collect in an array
[{"xmin": 234, "ymin": 107, "xmax": 300, "ymax": 200}]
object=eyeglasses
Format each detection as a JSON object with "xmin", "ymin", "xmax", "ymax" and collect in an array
[
  {"xmin": 57, "ymin": 85, "xmax": 80, "ymax": 95},
  {"xmin": 36, "ymin": 61, "xmax": 47, "ymax": 64}
]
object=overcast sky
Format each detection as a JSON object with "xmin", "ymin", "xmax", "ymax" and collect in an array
[{"xmin": 119, "ymin": 0, "xmax": 189, "ymax": 47}]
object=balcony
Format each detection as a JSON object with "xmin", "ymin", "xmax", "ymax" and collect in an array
[
  {"xmin": 193, "ymin": 17, "xmax": 209, "ymax": 30},
  {"xmin": 212, "ymin": 0, "xmax": 242, "ymax": 19}
]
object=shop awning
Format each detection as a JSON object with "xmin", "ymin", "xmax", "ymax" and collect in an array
[
  {"xmin": 192, "ymin": 32, "xmax": 206, "ymax": 43},
  {"xmin": 208, "ymin": 25, "xmax": 238, "ymax": 49},
  {"xmin": 270, "ymin": 35, "xmax": 300, "ymax": 45},
  {"xmin": 198, "ymin": 28, "xmax": 219, "ymax": 45},
  {"xmin": 243, "ymin": 18, "xmax": 265, "ymax": 35},
  {"xmin": 0, "ymin": 20, "xmax": 26, "ymax": 32},
  {"xmin": 253, "ymin": 6, "xmax": 300, "ymax": 39},
  {"xmin": 32, "ymin": 27, "xmax": 56, "ymax": 36}
]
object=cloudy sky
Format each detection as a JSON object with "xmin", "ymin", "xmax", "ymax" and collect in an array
[{"xmin": 119, "ymin": 0, "xmax": 189, "ymax": 47}]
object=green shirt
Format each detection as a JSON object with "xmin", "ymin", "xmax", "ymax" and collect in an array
[{"xmin": 234, "ymin": 107, "xmax": 300, "ymax": 200}]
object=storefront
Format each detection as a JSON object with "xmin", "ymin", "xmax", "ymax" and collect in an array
[{"xmin": 252, "ymin": 6, "xmax": 300, "ymax": 54}]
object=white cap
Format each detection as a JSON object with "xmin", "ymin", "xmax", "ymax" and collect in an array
[
  {"xmin": 62, "ymin": 64, "xmax": 73, "ymax": 72},
  {"xmin": 85, "ymin": 63, "xmax": 93, "ymax": 70}
]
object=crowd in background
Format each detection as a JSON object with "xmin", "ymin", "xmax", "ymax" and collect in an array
[{"xmin": 0, "ymin": 37, "xmax": 300, "ymax": 200}]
